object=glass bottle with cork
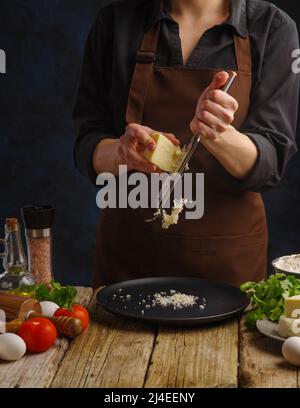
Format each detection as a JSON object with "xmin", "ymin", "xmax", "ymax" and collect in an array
[
  {"xmin": 0, "ymin": 218, "xmax": 35, "ymax": 290},
  {"xmin": 22, "ymin": 205, "xmax": 55, "ymax": 284}
]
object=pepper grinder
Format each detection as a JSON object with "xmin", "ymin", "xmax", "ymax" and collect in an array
[{"xmin": 21, "ymin": 205, "xmax": 55, "ymax": 284}]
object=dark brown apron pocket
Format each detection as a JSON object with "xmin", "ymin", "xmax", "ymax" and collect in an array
[
  {"xmin": 134, "ymin": 230, "xmax": 268, "ymax": 286},
  {"xmin": 96, "ymin": 207, "xmax": 268, "ymax": 287}
]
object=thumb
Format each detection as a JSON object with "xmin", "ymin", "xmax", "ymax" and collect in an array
[{"xmin": 211, "ymin": 71, "xmax": 229, "ymax": 90}]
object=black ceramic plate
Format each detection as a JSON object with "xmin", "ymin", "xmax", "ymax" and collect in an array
[{"xmin": 96, "ymin": 277, "xmax": 249, "ymax": 325}]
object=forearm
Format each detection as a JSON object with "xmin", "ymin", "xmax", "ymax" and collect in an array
[
  {"xmin": 201, "ymin": 126, "xmax": 258, "ymax": 179},
  {"xmin": 92, "ymin": 138, "xmax": 122, "ymax": 176}
]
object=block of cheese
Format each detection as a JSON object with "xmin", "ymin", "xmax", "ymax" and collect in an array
[
  {"xmin": 143, "ymin": 132, "xmax": 182, "ymax": 172},
  {"xmin": 278, "ymin": 316, "xmax": 300, "ymax": 338},
  {"xmin": 284, "ymin": 295, "xmax": 300, "ymax": 318}
]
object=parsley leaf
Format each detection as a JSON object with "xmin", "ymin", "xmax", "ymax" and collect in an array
[
  {"xmin": 22, "ymin": 281, "xmax": 77, "ymax": 308},
  {"xmin": 240, "ymin": 273, "xmax": 300, "ymax": 329}
]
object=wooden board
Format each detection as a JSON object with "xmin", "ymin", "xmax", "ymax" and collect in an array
[
  {"xmin": 144, "ymin": 319, "xmax": 239, "ymax": 388},
  {"xmin": 51, "ymin": 288, "xmax": 156, "ymax": 388},
  {"xmin": 239, "ymin": 317, "xmax": 298, "ymax": 388},
  {"xmin": 0, "ymin": 287, "xmax": 93, "ymax": 388}
]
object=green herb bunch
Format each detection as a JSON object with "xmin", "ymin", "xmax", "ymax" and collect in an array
[
  {"xmin": 22, "ymin": 280, "xmax": 77, "ymax": 308},
  {"xmin": 240, "ymin": 273, "xmax": 300, "ymax": 329}
]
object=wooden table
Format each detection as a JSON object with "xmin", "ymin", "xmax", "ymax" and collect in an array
[{"xmin": 0, "ymin": 287, "xmax": 298, "ymax": 388}]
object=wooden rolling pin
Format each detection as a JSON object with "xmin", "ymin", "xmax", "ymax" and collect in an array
[
  {"xmin": 27, "ymin": 312, "xmax": 83, "ymax": 337},
  {"xmin": 0, "ymin": 293, "xmax": 41, "ymax": 320},
  {"xmin": 6, "ymin": 314, "xmax": 83, "ymax": 337},
  {"xmin": 0, "ymin": 293, "xmax": 83, "ymax": 337}
]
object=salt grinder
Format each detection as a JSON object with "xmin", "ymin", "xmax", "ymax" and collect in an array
[{"xmin": 21, "ymin": 206, "xmax": 55, "ymax": 284}]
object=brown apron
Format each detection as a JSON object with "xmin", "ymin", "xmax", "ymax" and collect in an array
[{"xmin": 94, "ymin": 22, "xmax": 268, "ymax": 288}]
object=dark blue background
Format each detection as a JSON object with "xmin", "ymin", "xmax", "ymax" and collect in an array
[{"xmin": 0, "ymin": 0, "xmax": 299, "ymax": 285}]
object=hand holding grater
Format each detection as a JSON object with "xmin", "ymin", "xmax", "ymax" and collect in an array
[{"xmin": 157, "ymin": 71, "xmax": 238, "ymax": 219}]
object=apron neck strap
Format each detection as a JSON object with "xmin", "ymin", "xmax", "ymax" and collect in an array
[
  {"xmin": 136, "ymin": 22, "xmax": 161, "ymax": 63},
  {"xmin": 126, "ymin": 23, "xmax": 161, "ymax": 124},
  {"xmin": 126, "ymin": 22, "xmax": 252, "ymax": 124},
  {"xmin": 234, "ymin": 35, "xmax": 252, "ymax": 73}
]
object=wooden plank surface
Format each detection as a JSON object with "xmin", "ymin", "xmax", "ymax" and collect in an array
[
  {"xmin": 51, "ymin": 288, "xmax": 156, "ymax": 388},
  {"xmin": 239, "ymin": 317, "xmax": 298, "ymax": 388},
  {"xmin": 2, "ymin": 285, "xmax": 298, "ymax": 389},
  {"xmin": 144, "ymin": 319, "xmax": 239, "ymax": 388},
  {"xmin": 0, "ymin": 287, "xmax": 93, "ymax": 388}
]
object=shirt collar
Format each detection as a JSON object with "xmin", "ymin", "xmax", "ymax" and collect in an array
[
  {"xmin": 227, "ymin": 0, "xmax": 248, "ymax": 38},
  {"xmin": 146, "ymin": 0, "xmax": 248, "ymax": 38}
]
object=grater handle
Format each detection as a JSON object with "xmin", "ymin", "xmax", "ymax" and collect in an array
[{"xmin": 221, "ymin": 71, "xmax": 237, "ymax": 93}]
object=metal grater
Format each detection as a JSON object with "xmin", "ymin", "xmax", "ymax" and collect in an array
[{"xmin": 156, "ymin": 71, "xmax": 238, "ymax": 219}]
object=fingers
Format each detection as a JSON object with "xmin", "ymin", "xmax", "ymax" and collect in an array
[
  {"xmin": 123, "ymin": 124, "xmax": 180, "ymax": 173},
  {"xmin": 127, "ymin": 125, "xmax": 180, "ymax": 147},
  {"xmin": 190, "ymin": 118, "xmax": 198, "ymax": 135},
  {"xmin": 196, "ymin": 120, "xmax": 220, "ymax": 141},
  {"xmin": 118, "ymin": 140, "xmax": 157, "ymax": 173},
  {"xmin": 206, "ymin": 89, "xmax": 239, "ymax": 111},
  {"xmin": 197, "ymin": 110, "xmax": 226, "ymax": 133},
  {"xmin": 126, "ymin": 123, "xmax": 156, "ymax": 151},
  {"xmin": 196, "ymin": 98, "xmax": 235, "ymax": 133},
  {"xmin": 190, "ymin": 73, "xmax": 239, "ymax": 136},
  {"xmin": 212, "ymin": 71, "xmax": 229, "ymax": 90},
  {"xmin": 190, "ymin": 95, "xmax": 237, "ymax": 135},
  {"xmin": 197, "ymin": 71, "xmax": 229, "ymax": 101},
  {"xmin": 160, "ymin": 132, "xmax": 180, "ymax": 146},
  {"xmin": 127, "ymin": 148, "xmax": 157, "ymax": 173},
  {"xmin": 201, "ymin": 99, "xmax": 234, "ymax": 124}
]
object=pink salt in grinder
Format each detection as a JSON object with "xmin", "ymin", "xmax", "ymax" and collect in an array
[{"xmin": 21, "ymin": 205, "xmax": 55, "ymax": 284}]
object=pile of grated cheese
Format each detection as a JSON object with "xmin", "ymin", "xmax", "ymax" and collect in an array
[{"xmin": 152, "ymin": 289, "xmax": 198, "ymax": 310}]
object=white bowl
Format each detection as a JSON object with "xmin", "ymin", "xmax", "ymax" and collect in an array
[{"xmin": 272, "ymin": 254, "xmax": 300, "ymax": 277}]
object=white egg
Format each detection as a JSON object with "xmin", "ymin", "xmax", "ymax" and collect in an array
[
  {"xmin": 40, "ymin": 301, "xmax": 59, "ymax": 317},
  {"xmin": 282, "ymin": 337, "xmax": 300, "ymax": 366},
  {"xmin": 0, "ymin": 333, "xmax": 26, "ymax": 361}
]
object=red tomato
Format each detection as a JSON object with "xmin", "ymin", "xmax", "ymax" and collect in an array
[
  {"xmin": 54, "ymin": 304, "xmax": 89, "ymax": 330},
  {"xmin": 18, "ymin": 317, "xmax": 57, "ymax": 353}
]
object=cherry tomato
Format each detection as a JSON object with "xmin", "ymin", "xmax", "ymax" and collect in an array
[
  {"xmin": 54, "ymin": 304, "xmax": 89, "ymax": 330},
  {"xmin": 18, "ymin": 317, "xmax": 57, "ymax": 353}
]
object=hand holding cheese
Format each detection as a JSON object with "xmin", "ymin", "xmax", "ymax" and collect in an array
[
  {"xmin": 143, "ymin": 132, "xmax": 182, "ymax": 172},
  {"xmin": 118, "ymin": 124, "xmax": 180, "ymax": 173}
]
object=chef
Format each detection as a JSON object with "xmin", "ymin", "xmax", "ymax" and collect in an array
[{"xmin": 73, "ymin": 0, "xmax": 299, "ymax": 287}]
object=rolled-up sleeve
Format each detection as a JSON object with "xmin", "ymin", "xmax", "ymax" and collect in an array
[
  {"xmin": 73, "ymin": 11, "xmax": 115, "ymax": 183},
  {"xmin": 239, "ymin": 17, "xmax": 299, "ymax": 192}
]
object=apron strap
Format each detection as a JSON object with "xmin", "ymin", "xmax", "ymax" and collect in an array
[
  {"xmin": 234, "ymin": 35, "xmax": 252, "ymax": 74},
  {"xmin": 126, "ymin": 23, "xmax": 161, "ymax": 124},
  {"xmin": 126, "ymin": 24, "xmax": 252, "ymax": 124}
]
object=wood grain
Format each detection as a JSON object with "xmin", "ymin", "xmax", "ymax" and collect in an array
[
  {"xmin": 0, "ymin": 287, "xmax": 93, "ymax": 388},
  {"xmin": 144, "ymin": 319, "xmax": 239, "ymax": 388},
  {"xmin": 51, "ymin": 288, "xmax": 156, "ymax": 388},
  {"xmin": 239, "ymin": 317, "xmax": 298, "ymax": 388},
  {"xmin": 2, "ymin": 285, "xmax": 298, "ymax": 389}
]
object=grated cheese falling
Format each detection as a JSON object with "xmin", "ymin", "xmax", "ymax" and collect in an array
[
  {"xmin": 161, "ymin": 198, "xmax": 188, "ymax": 229},
  {"xmin": 147, "ymin": 198, "xmax": 187, "ymax": 229}
]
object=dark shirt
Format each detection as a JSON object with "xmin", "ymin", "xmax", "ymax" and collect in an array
[{"xmin": 73, "ymin": 0, "xmax": 299, "ymax": 192}]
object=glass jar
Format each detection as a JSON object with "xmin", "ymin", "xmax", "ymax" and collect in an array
[
  {"xmin": 22, "ymin": 205, "xmax": 55, "ymax": 284},
  {"xmin": 0, "ymin": 218, "xmax": 35, "ymax": 291}
]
